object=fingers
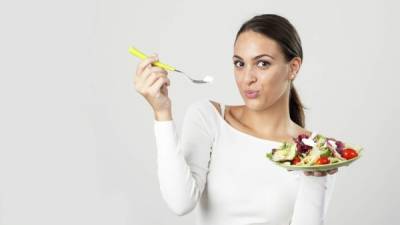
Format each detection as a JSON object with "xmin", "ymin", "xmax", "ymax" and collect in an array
[
  {"xmin": 160, "ymin": 81, "xmax": 169, "ymax": 96},
  {"xmin": 133, "ymin": 54, "xmax": 159, "ymax": 91},
  {"xmin": 327, "ymin": 168, "xmax": 338, "ymax": 175},
  {"xmin": 136, "ymin": 53, "xmax": 159, "ymax": 78},
  {"xmin": 304, "ymin": 171, "xmax": 313, "ymax": 176},
  {"xmin": 304, "ymin": 171, "xmax": 327, "ymax": 176},
  {"xmin": 303, "ymin": 168, "xmax": 338, "ymax": 177},
  {"xmin": 148, "ymin": 75, "xmax": 169, "ymax": 98},
  {"xmin": 143, "ymin": 67, "xmax": 168, "ymax": 88},
  {"xmin": 135, "ymin": 66, "xmax": 169, "ymax": 97},
  {"xmin": 313, "ymin": 171, "xmax": 327, "ymax": 176}
]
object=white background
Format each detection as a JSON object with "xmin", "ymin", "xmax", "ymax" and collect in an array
[{"xmin": 0, "ymin": 0, "xmax": 399, "ymax": 224}]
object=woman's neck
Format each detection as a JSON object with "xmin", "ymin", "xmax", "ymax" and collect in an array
[{"xmin": 239, "ymin": 89, "xmax": 298, "ymax": 139}]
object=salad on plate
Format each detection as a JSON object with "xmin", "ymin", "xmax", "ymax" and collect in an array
[{"xmin": 265, "ymin": 132, "xmax": 363, "ymax": 171}]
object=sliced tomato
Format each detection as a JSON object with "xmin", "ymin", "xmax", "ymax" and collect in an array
[
  {"xmin": 341, "ymin": 148, "xmax": 358, "ymax": 160},
  {"xmin": 316, "ymin": 156, "xmax": 330, "ymax": 165},
  {"xmin": 291, "ymin": 155, "xmax": 301, "ymax": 165}
]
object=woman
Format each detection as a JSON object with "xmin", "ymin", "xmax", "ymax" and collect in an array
[{"xmin": 134, "ymin": 14, "xmax": 338, "ymax": 225}]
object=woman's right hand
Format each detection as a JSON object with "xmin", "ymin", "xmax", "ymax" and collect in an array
[{"xmin": 133, "ymin": 53, "xmax": 172, "ymax": 114}]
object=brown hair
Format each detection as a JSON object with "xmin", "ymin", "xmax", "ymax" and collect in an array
[{"xmin": 234, "ymin": 14, "xmax": 308, "ymax": 127}]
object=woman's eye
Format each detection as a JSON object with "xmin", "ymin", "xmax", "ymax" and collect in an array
[
  {"xmin": 257, "ymin": 60, "xmax": 270, "ymax": 68},
  {"xmin": 233, "ymin": 61, "xmax": 244, "ymax": 68}
]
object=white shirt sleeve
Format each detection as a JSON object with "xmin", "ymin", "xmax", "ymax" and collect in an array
[
  {"xmin": 290, "ymin": 172, "xmax": 337, "ymax": 225},
  {"xmin": 153, "ymin": 102, "xmax": 214, "ymax": 216}
]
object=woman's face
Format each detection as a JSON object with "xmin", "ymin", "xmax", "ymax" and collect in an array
[{"xmin": 233, "ymin": 30, "xmax": 299, "ymax": 110}]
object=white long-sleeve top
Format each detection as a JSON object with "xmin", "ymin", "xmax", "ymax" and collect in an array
[{"xmin": 154, "ymin": 98, "xmax": 337, "ymax": 225}]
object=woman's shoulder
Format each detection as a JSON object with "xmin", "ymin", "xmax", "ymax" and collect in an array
[
  {"xmin": 183, "ymin": 98, "xmax": 222, "ymax": 137},
  {"xmin": 208, "ymin": 99, "xmax": 243, "ymax": 115},
  {"xmin": 188, "ymin": 98, "xmax": 224, "ymax": 115},
  {"xmin": 209, "ymin": 100, "xmax": 221, "ymax": 114},
  {"xmin": 187, "ymin": 98, "xmax": 215, "ymax": 112},
  {"xmin": 184, "ymin": 98, "xmax": 222, "ymax": 122}
]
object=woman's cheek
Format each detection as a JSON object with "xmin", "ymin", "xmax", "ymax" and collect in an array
[
  {"xmin": 233, "ymin": 72, "xmax": 242, "ymax": 83},
  {"xmin": 262, "ymin": 76, "xmax": 284, "ymax": 97}
]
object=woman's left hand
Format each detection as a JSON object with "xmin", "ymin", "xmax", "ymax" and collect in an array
[
  {"xmin": 304, "ymin": 168, "xmax": 338, "ymax": 176},
  {"xmin": 287, "ymin": 168, "xmax": 338, "ymax": 176}
]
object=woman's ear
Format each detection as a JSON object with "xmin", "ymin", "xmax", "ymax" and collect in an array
[{"xmin": 288, "ymin": 57, "xmax": 302, "ymax": 80}]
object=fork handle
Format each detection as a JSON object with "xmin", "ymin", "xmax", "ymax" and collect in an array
[{"xmin": 128, "ymin": 46, "xmax": 176, "ymax": 71}]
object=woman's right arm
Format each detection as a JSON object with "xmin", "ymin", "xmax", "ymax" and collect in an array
[
  {"xmin": 133, "ymin": 56, "xmax": 214, "ymax": 216},
  {"xmin": 153, "ymin": 103, "xmax": 214, "ymax": 216}
]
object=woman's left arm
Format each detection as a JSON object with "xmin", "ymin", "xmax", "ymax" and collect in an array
[{"xmin": 289, "ymin": 170, "xmax": 338, "ymax": 225}]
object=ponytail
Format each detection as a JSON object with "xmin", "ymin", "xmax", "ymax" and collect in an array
[{"xmin": 289, "ymin": 82, "xmax": 307, "ymax": 128}]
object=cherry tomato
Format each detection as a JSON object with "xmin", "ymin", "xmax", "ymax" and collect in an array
[
  {"xmin": 316, "ymin": 156, "xmax": 330, "ymax": 165},
  {"xmin": 291, "ymin": 156, "xmax": 301, "ymax": 165},
  {"xmin": 341, "ymin": 148, "xmax": 358, "ymax": 160}
]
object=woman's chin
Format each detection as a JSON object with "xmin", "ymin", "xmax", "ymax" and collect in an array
[{"xmin": 244, "ymin": 98, "xmax": 263, "ymax": 108}]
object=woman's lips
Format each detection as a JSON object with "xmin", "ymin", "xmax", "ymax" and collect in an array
[{"xmin": 244, "ymin": 90, "xmax": 259, "ymax": 99}]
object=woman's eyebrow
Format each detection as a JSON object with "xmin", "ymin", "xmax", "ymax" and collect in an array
[{"xmin": 233, "ymin": 54, "xmax": 274, "ymax": 60}]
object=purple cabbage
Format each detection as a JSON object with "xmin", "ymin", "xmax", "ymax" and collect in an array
[
  {"xmin": 326, "ymin": 137, "xmax": 345, "ymax": 156},
  {"xmin": 294, "ymin": 133, "xmax": 313, "ymax": 155},
  {"xmin": 335, "ymin": 140, "xmax": 345, "ymax": 155}
]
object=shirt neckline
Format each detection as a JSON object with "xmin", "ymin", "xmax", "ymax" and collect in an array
[{"xmin": 207, "ymin": 100, "xmax": 314, "ymax": 146}]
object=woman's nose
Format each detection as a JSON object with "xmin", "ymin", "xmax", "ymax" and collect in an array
[{"xmin": 243, "ymin": 67, "xmax": 257, "ymax": 83}]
